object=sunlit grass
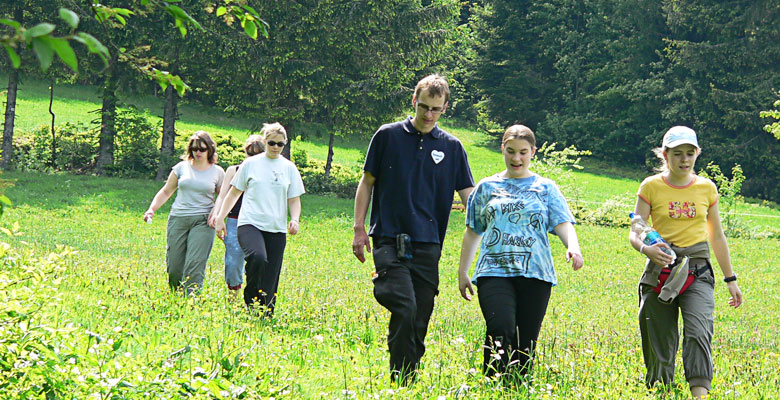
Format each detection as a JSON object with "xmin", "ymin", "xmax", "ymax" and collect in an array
[
  {"xmin": 3, "ymin": 75, "xmax": 780, "ymax": 397},
  {"xmin": 1, "ymin": 170, "xmax": 778, "ymax": 398}
]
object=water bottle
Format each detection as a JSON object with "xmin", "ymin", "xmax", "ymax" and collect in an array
[{"xmin": 629, "ymin": 213, "xmax": 676, "ymax": 259}]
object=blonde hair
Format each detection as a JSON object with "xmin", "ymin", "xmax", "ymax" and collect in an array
[
  {"xmin": 244, "ymin": 134, "xmax": 265, "ymax": 156},
  {"xmin": 182, "ymin": 131, "xmax": 217, "ymax": 163},
  {"xmin": 414, "ymin": 74, "xmax": 450, "ymax": 103},
  {"xmin": 502, "ymin": 125, "xmax": 536, "ymax": 147},
  {"xmin": 260, "ymin": 122, "xmax": 287, "ymax": 141}
]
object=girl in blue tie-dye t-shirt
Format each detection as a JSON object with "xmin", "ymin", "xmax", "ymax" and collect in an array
[{"xmin": 458, "ymin": 124, "xmax": 584, "ymax": 378}]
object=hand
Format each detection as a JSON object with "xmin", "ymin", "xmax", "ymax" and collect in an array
[
  {"xmin": 566, "ymin": 250, "xmax": 584, "ymax": 270},
  {"xmin": 288, "ymin": 220, "xmax": 299, "ymax": 235},
  {"xmin": 352, "ymin": 227, "xmax": 371, "ymax": 263},
  {"xmin": 727, "ymin": 281, "xmax": 743, "ymax": 308},
  {"xmin": 208, "ymin": 214, "xmax": 218, "ymax": 228},
  {"xmin": 643, "ymin": 243, "xmax": 675, "ymax": 266},
  {"xmin": 214, "ymin": 219, "xmax": 226, "ymax": 241},
  {"xmin": 458, "ymin": 273, "xmax": 474, "ymax": 301},
  {"xmin": 143, "ymin": 210, "xmax": 154, "ymax": 222}
]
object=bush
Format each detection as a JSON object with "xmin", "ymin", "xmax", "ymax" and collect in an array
[
  {"xmin": 108, "ymin": 108, "xmax": 161, "ymax": 178},
  {"xmin": 574, "ymin": 194, "xmax": 632, "ymax": 228},
  {"xmin": 13, "ymin": 123, "xmax": 96, "ymax": 173},
  {"xmin": 293, "ymin": 150, "xmax": 360, "ymax": 198},
  {"xmin": 211, "ymin": 132, "xmax": 245, "ymax": 169},
  {"xmin": 533, "ymin": 142, "xmax": 592, "ymax": 206}
]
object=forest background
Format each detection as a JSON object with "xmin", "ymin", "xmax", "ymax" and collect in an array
[{"xmin": 2, "ymin": 0, "xmax": 780, "ymax": 201}]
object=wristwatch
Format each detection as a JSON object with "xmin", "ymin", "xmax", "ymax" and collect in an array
[{"xmin": 723, "ymin": 273, "xmax": 737, "ymax": 283}]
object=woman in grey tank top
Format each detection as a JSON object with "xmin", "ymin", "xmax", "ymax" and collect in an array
[{"xmin": 144, "ymin": 131, "xmax": 225, "ymax": 294}]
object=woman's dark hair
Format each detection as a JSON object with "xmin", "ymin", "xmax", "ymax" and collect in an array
[{"xmin": 182, "ymin": 131, "xmax": 217, "ymax": 164}]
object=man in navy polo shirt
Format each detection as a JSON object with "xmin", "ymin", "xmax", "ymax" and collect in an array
[{"xmin": 352, "ymin": 74, "xmax": 474, "ymax": 383}]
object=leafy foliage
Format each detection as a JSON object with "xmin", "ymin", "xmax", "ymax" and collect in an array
[
  {"xmin": 466, "ymin": 0, "xmax": 780, "ymax": 202},
  {"xmin": 1, "ymin": 7, "xmax": 109, "ymax": 72},
  {"xmin": 293, "ymin": 149, "xmax": 360, "ymax": 198},
  {"xmin": 533, "ymin": 142, "xmax": 591, "ymax": 206}
]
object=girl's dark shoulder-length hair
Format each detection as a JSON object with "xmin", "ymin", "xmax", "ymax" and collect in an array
[{"xmin": 182, "ymin": 130, "xmax": 217, "ymax": 164}]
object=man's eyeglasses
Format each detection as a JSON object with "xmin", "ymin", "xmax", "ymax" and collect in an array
[
  {"xmin": 417, "ymin": 103, "xmax": 445, "ymax": 115},
  {"xmin": 267, "ymin": 140, "xmax": 287, "ymax": 148},
  {"xmin": 191, "ymin": 146, "xmax": 209, "ymax": 153}
]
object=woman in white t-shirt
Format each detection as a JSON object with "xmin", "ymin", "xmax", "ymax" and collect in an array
[
  {"xmin": 144, "ymin": 131, "xmax": 225, "ymax": 294},
  {"xmin": 213, "ymin": 123, "xmax": 305, "ymax": 316}
]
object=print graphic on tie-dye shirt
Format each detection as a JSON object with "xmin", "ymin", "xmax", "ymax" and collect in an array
[
  {"xmin": 668, "ymin": 201, "xmax": 696, "ymax": 219},
  {"xmin": 466, "ymin": 174, "xmax": 574, "ymax": 285}
]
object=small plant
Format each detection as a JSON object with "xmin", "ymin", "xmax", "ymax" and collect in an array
[
  {"xmin": 698, "ymin": 162, "xmax": 745, "ymax": 236},
  {"xmin": 533, "ymin": 142, "xmax": 591, "ymax": 207}
]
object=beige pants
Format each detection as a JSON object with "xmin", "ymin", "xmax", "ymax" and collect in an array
[
  {"xmin": 638, "ymin": 261, "xmax": 715, "ymax": 391},
  {"xmin": 166, "ymin": 214, "xmax": 215, "ymax": 294}
]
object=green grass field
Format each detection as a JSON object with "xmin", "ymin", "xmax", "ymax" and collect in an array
[{"xmin": 2, "ymin": 76, "xmax": 780, "ymax": 398}]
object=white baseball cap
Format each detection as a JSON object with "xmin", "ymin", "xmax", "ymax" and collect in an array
[{"xmin": 662, "ymin": 126, "xmax": 700, "ymax": 149}]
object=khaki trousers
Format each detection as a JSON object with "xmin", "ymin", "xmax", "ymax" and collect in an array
[
  {"xmin": 638, "ymin": 265, "xmax": 716, "ymax": 391},
  {"xmin": 166, "ymin": 214, "xmax": 215, "ymax": 294}
]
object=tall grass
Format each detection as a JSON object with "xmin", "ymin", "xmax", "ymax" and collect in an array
[
  {"xmin": 2, "ymin": 75, "xmax": 780, "ymax": 397},
  {"xmin": 1, "ymin": 170, "xmax": 778, "ymax": 398}
]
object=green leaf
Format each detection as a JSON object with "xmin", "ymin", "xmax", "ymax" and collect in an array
[
  {"xmin": 113, "ymin": 8, "xmax": 135, "ymax": 17},
  {"xmin": 166, "ymin": 5, "xmax": 203, "ymax": 33},
  {"xmin": 171, "ymin": 75, "xmax": 189, "ymax": 96},
  {"xmin": 76, "ymin": 32, "xmax": 109, "ymax": 65},
  {"xmin": 259, "ymin": 20, "xmax": 270, "ymax": 39},
  {"xmin": 2, "ymin": 45, "xmax": 21, "ymax": 68},
  {"xmin": 59, "ymin": 8, "xmax": 80, "ymax": 29},
  {"xmin": 241, "ymin": 5, "xmax": 260, "ymax": 17},
  {"xmin": 23, "ymin": 23, "xmax": 56, "ymax": 41},
  {"xmin": 0, "ymin": 195, "xmax": 12, "ymax": 207},
  {"xmin": 216, "ymin": 6, "xmax": 227, "ymax": 17},
  {"xmin": 31, "ymin": 37, "xmax": 55, "ymax": 72},
  {"xmin": 0, "ymin": 18, "xmax": 22, "ymax": 30},
  {"xmin": 243, "ymin": 20, "xmax": 258, "ymax": 40},
  {"xmin": 50, "ymin": 38, "xmax": 78, "ymax": 72}
]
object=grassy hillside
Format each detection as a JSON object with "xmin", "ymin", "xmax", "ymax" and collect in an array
[
  {"xmin": 2, "ymin": 75, "xmax": 780, "ymax": 398},
  {"xmin": 4, "ymin": 74, "xmax": 778, "ymax": 230},
  {"xmin": 1, "ymin": 171, "xmax": 778, "ymax": 399}
]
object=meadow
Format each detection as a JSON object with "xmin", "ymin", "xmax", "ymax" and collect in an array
[{"xmin": 2, "ymin": 77, "xmax": 780, "ymax": 398}]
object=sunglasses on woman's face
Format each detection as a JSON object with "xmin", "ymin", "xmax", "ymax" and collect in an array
[
  {"xmin": 266, "ymin": 141, "xmax": 286, "ymax": 148},
  {"xmin": 191, "ymin": 146, "xmax": 209, "ymax": 153}
]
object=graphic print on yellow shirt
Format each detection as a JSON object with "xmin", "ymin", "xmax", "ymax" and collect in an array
[
  {"xmin": 669, "ymin": 201, "xmax": 696, "ymax": 219},
  {"xmin": 637, "ymin": 174, "xmax": 718, "ymax": 248}
]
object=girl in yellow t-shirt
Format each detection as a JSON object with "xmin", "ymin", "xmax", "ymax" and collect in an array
[{"xmin": 628, "ymin": 126, "xmax": 743, "ymax": 399}]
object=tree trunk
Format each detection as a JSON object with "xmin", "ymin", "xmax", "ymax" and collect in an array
[
  {"xmin": 48, "ymin": 81, "xmax": 56, "ymax": 168},
  {"xmin": 1, "ymin": 5, "xmax": 22, "ymax": 170},
  {"xmin": 156, "ymin": 85, "xmax": 178, "ymax": 180},
  {"xmin": 1, "ymin": 68, "xmax": 19, "ymax": 170},
  {"xmin": 96, "ymin": 60, "xmax": 119, "ymax": 174},
  {"xmin": 324, "ymin": 131, "xmax": 335, "ymax": 177}
]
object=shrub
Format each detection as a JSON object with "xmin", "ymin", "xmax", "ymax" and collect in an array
[
  {"xmin": 211, "ymin": 132, "xmax": 246, "ymax": 169},
  {"xmin": 574, "ymin": 194, "xmax": 632, "ymax": 228},
  {"xmin": 109, "ymin": 108, "xmax": 161, "ymax": 178},
  {"xmin": 294, "ymin": 150, "xmax": 360, "ymax": 198},
  {"xmin": 12, "ymin": 123, "xmax": 96, "ymax": 173},
  {"xmin": 533, "ymin": 142, "xmax": 592, "ymax": 206}
]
